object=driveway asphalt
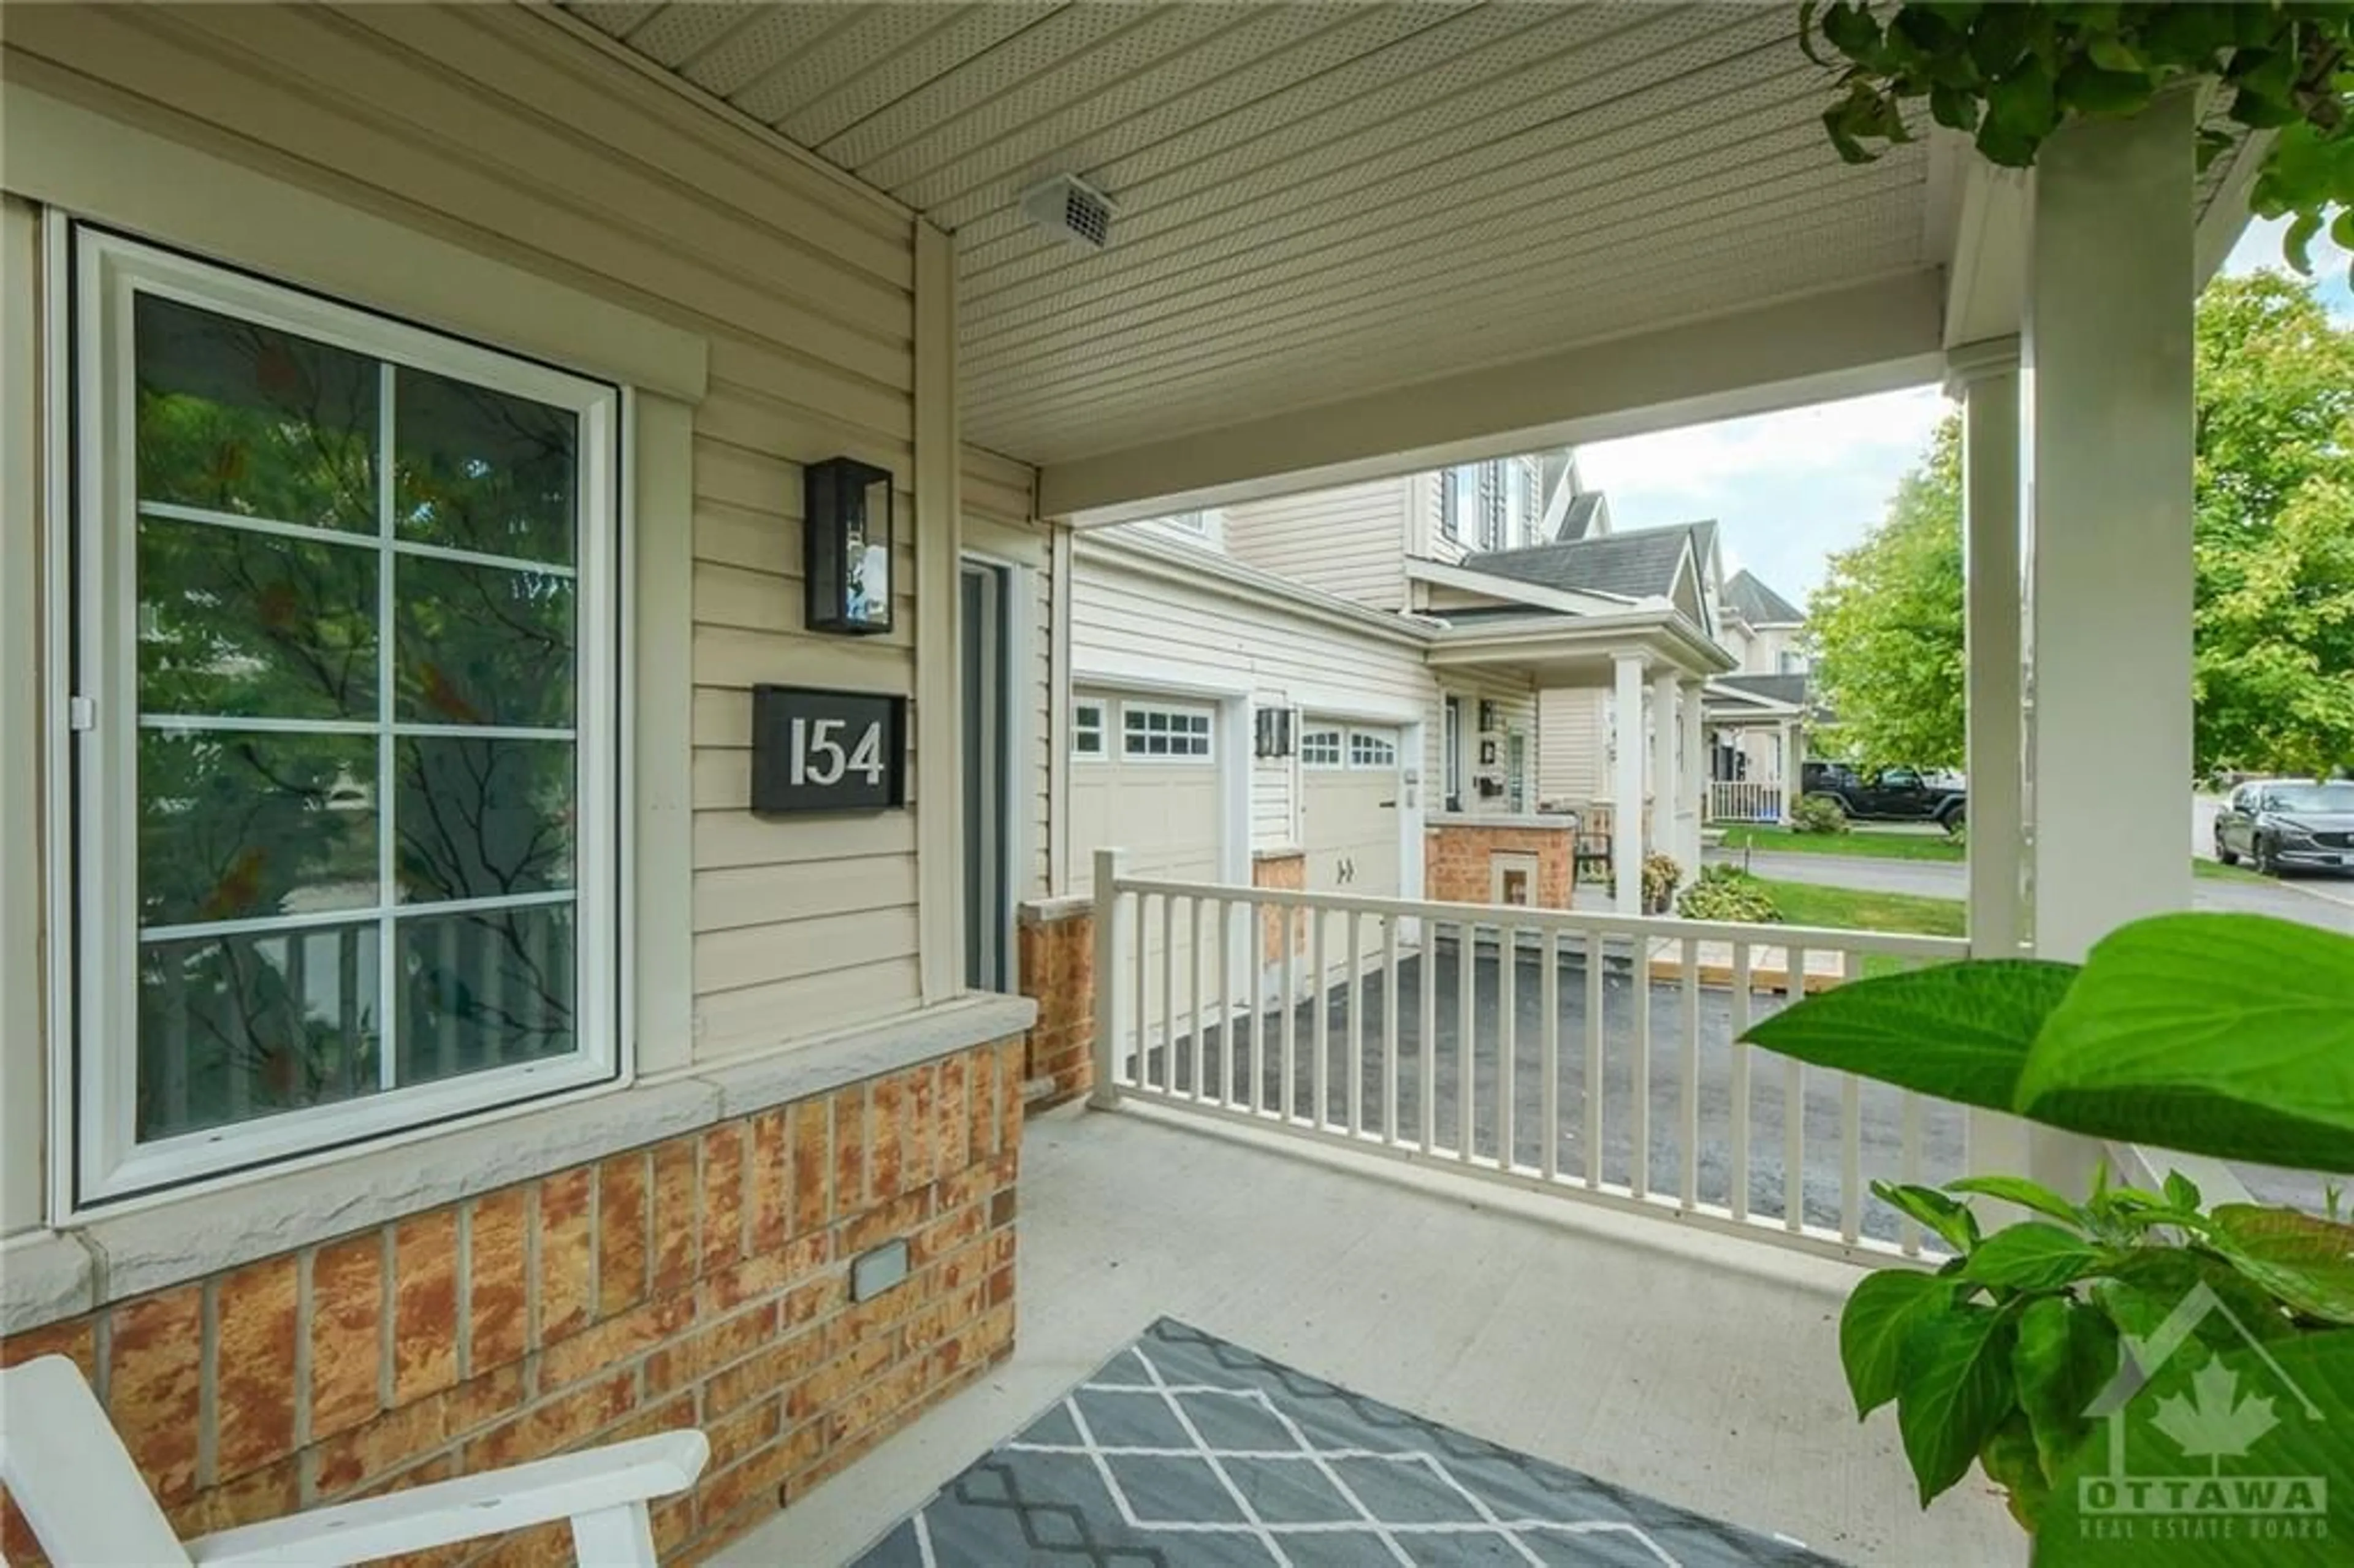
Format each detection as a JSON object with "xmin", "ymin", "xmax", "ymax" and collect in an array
[
  {"xmin": 1153, "ymin": 948, "xmax": 1970, "ymax": 1250},
  {"xmin": 1705, "ymin": 845, "xmax": 2354, "ymax": 934}
]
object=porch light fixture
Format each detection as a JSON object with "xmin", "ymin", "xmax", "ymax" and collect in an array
[{"xmin": 806, "ymin": 455, "xmax": 894, "ymax": 635}]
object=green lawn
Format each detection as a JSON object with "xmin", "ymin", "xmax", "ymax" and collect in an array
[
  {"xmin": 1723, "ymin": 823, "xmax": 2273, "ymax": 886},
  {"xmin": 1756, "ymin": 878, "xmax": 1968, "ymax": 940},
  {"xmin": 1718, "ymin": 824, "xmax": 1964, "ymax": 862}
]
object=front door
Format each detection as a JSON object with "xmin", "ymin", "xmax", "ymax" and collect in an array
[{"xmin": 961, "ymin": 561, "xmax": 1010, "ymax": 991}]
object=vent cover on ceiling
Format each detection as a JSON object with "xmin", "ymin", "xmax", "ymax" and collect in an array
[{"xmin": 1020, "ymin": 175, "xmax": 1115, "ymax": 251}]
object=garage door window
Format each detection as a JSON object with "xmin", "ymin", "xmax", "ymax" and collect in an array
[
  {"xmin": 1300, "ymin": 728, "xmax": 1343, "ymax": 769},
  {"xmin": 1349, "ymin": 731, "xmax": 1398, "ymax": 770},
  {"xmin": 1072, "ymin": 699, "xmax": 1106, "ymax": 759},
  {"xmin": 1122, "ymin": 703, "xmax": 1213, "ymax": 761}
]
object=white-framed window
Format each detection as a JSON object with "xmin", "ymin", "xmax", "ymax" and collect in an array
[
  {"xmin": 1348, "ymin": 731, "xmax": 1398, "ymax": 770},
  {"xmin": 1072, "ymin": 699, "xmax": 1107, "ymax": 759},
  {"xmin": 1442, "ymin": 695, "xmax": 1463, "ymax": 809},
  {"xmin": 61, "ymin": 226, "xmax": 623, "ymax": 1208},
  {"xmin": 1439, "ymin": 465, "xmax": 1479, "ymax": 542},
  {"xmin": 1300, "ymin": 727, "xmax": 1344, "ymax": 769},
  {"xmin": 1120, "ymin": 702, "xmax": 1214, "ymax": 761}
]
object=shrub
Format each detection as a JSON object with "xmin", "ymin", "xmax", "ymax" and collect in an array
[
  {"xmin": 1639, "ymin": 852, "xmax": 1682, "ymax": 913},
  {"xmin": 1675, "ymin": 864, "xmax": 1782, "ymax": 924},
  {"xmin": 1792, "ymin": 793, "xmax": 1849, "ymax": 834}
]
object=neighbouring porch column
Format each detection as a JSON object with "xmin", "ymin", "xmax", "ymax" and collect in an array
[
  {"xmin": 1952, "ymin": 338, "xmax": 2024, "ymax": 957},
  {"xmin": 2025, "ymin": 94, "xmax": 2195, "ymax": 959},
  {"xmin": 1678, "ymin": 677, "xmax": 1705, "ymax": 867},
  {"xmin": 1613, "ymin": 652, "xmax": 1645, "ymax": 913},
  {"xmin": 2011, "ymin": 93, "xmax": 2197, "ymax": 1198},
  {"xmin": 1778, "ymin": 720, "xmax": 1799, "ymax": 823},
  {"xmin": 1649, "ymin": 669, "xmax": 1679, "ymax": 879}
]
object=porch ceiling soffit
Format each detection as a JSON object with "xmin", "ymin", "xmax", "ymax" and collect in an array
[
  {"xmin": 1073, "ymin": 527, "xmax": 1434, "ymax": 650},
  {"xmin": 1425, "ymin": 609, "xmax": 1735, "ymax": 687}
]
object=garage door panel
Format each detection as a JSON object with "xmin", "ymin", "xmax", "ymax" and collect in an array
[{"xmin": 1301, "ymin": 722, "xmax": 1403, "ymax": 972}]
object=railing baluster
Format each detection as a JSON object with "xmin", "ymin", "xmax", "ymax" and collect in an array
[
  {"xmin": 1900, "ymin": 1089, "xmax": 1925, "ymax": 1257},
  {"xmin": 1382, "ymin": 916, "xmax": 1401, "ymax": 1146},
  {"xmin": 1784, "ymin": 940, "xmax": 1808, "ymax": 1233},
  {"xmin": 1218, "ymin": 898, "xmax": 1236, "ymax": 1109},
  {"xmin": 1280, "ymin": 898, "xmax": 1297, "ymax": 1123},
  {"xmin": 1497, "ymin": 924, "xmax": 1517, "ymax": 1171},
  {"xmin": 1731, "ymin": 941, "xmax": 1753, "ymax": 1223},
  {"xmin": 1582, "ymin": 930, "xmax": 1603, "ymax": 1189},
  {"xmin": 1631, "ymin": 927, "xmax": 1651, "ymax": 1201},
  {"xmin": 1540, "ymin": 929, "xmax": 1560, "ymax": 1183},
  {"xmin": 1133, "ymin": 889, "xmax": 1149, "ymax": 1092},
  {"xmin": 1680, "ymin": 935, "xmax": 1701, "ymax": 1211},
  {"xmin": 1418, "ymin": 918, "xmax": 1438, "ymax": 1155},
  {"xmin": 1840, "ymin": 948, "xmax": 1865, "ymax": 1244},
  {"xmin": 1346, "ymin": 910, "xmax": 1364, "ymax": 1138},
  {"xmin": 1247, "ymin": 896, "xmax": 1265, "ymax": 1115},
  {"xmin": 1457, "ymin": 916, "xmax": 1476, "ymax": 1163},
  {"xmin": 1188, "ymin": 896, "xmax": 1205, "ymax": 1102},
  {"xmin": 1160, "ymin": 892, "xmax": 1177, "ymax": 1095},
  {"xmin": 1311, "ymin": 905, "xmax": 1330, "ymax": 1129}
]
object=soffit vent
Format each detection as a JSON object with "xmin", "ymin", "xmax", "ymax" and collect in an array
[{"xmin": 1020, "ymin": 175, "xmax": 1115, "ymax": 251}]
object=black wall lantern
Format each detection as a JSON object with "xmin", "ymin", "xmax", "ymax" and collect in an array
[{"xmin": 805, "ymin": 456, "xmax": 894, "ymax": 635}]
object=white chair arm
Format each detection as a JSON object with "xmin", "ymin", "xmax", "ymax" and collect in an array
[{"xmin": 185, "ymin": 1430, "xmax": 709, "ymax": 1567}]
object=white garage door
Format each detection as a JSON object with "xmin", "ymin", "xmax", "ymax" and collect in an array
[
  {"xmin": 1301, "ymin": 722, "xmax": 1403, "ymax": 970},
  {"xmin": 1068, "ymin": 690, "xmax": 1225, "ymax": 1048}
]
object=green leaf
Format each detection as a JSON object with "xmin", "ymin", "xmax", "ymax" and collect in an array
[
  {"xmin": 2166, "ymin": 1171, "xmax": 2204, "ymax": 1214},
  {"xmin": 1740, "ymin": 959, "xmax": 2075, "ymax": 1111},
  {"xmin": 2207, "ymin": 1205, "xmax": 2354, "ymax": 1325},
  {"xmin": 1841, "ymin": 1268, "xmax": 1958, "ymax": 1417},
  {"xmin": 2014, "ymin": 914, "xmax": 2354, "ymax": 1174},
  {"xmin": 1927, "ymin": 81, "xmax": 1979, "ymax": 132},
  {"xmin": 2285, "ymin": 210, "xmax": 2325, "ymax": 274},
  {"xmin": 2013, "ymin": 1296, "xmax": 2119, "ymax": 1488},
  {"xmin": 2103, "ymin": 1250, "xmax": 2298, "ymax": 1343},
  {"xmin": 2085, "ymin": 35, "xmax": 2145, "ymax": 75},
  {"xmin": 1876, "ymin": 1180, "xmax": 1982, "ymax": 1255},
  {"xmin": 2055, "ymin": 57, "xmax": 2156, "ymax": 118},
  {"xmin": 1976, "ymin": 1410, "xmax": 2050, "ymax": 1531},
  {"xmin": 1984, "ymin": 54, "xmax": 2059, "ymax": 145},
  {"xmin": 1895, "ymin": 1305, "xmax": 2019, "ymax": 1505},
  {"xmin": 1948, "ymin": 1174, "xmax": 2084, "ymax": 1226},
  {"xmin": 2036, "ymin": 1329, "xmax": 2354, "ymax": 1567},
  {"xmin": 1961, "ymin": 1223, "xmax": 2107, "ymax": 1291},
  {"xmin": 1819, "ymin": 1, "xmax": 1884, "ymax": 64}
]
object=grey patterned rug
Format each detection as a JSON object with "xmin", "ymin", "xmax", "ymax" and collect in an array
[{"xmin": 847, "ymin": 1317, "xmax": 1845, "ymax": 1566}]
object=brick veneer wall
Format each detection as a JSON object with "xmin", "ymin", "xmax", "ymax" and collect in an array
[
  {"xmin": 1253, "ymin": 850, "xmax": 1308, "ymax": 963},
  {"xmin": 1017, "ymin": 902, "xmax": 1094, "ymax": 1109},
  {"xmin": 0, "ymin": 1038, "xmax": 1026, "ymax": 1567},
  {"xmin": 1424, "ymin": 824, "xmax": 1574, "ymax": 908}
]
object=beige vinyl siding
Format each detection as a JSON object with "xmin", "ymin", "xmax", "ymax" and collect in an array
[
  {"xmin": 1070, "ymin": 544, "xmax": 1433, "ymax": 865},
  {"xmin": 1433, "ymin": 672, "xmax": 1541, "ymax": 811},
  {"xmin": 1218, "ymin": 478, "xmax": 1412, "ymax": 611},
  {"xmin": 1412, "ymin": 471, "xmax": 1473, "ymax": 568},
  {"xmin": 960, "ymin": 444, "xmax": 1051, "ymax": 901},
  {"xmin": 3, "ymin": 3, "xmax": 931, "ymax": 1059},
  {"xmin": 1537, "ymin": 687, "xmax": 1610, "ymax": 807}
]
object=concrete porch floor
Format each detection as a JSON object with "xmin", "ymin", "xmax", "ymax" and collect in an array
[{"xmin": 718, "ymin": 1104, "xmax": 2020, "ymax": 1567}]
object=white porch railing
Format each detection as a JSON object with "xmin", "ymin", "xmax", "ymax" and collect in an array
[
  {"xmin": 1707, "ymin": 780, "xmax": 1785, "ymax": 823},
  {"xmin": 1088, "ymin": 849, "xmax": 1975, "ymax": 1262}
]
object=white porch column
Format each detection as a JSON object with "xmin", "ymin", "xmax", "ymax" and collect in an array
[
  {"xmin": 2024, "ymin": 94, "xmax": 2196, "ymax": 961},
  {"xmin": 1778, "ymin": 720, "xmax": 1799, "ymax": 822},
  {"xmin": 1650, "ymin": 671, "xmax": 1679, "ymax": 878},
  {"xmin": 1612, "ymin": 653, "xmax": 1645, "ymax": 914},
  {"xmin": 1678, "ymin": 677, "xmax": 1705, "ymax": 867},
  {"xmin": 2011, "ymin": 94, "xmax": 2197, "ymax": 1201},
  {"xmin": 1951, "ymin": 338, "xmax": 2024, "ymax": 957}
]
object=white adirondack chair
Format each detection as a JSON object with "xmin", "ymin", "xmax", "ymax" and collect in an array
[{"xmin": 0, "ymin": 1355, "xmax": 708, "ymax": 1566}]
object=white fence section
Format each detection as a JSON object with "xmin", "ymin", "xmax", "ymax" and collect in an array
[
  {"xmin": 1088, "ymin": 849, "xmax": 1975, "ymax": 1262},
  {"xmin": 1707, "ymin": 780, "xmax": 1786, "ymax": 823}
]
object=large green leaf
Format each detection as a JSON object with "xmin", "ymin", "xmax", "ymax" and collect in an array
[
  {"xmin": 1897, "ymin": 1305, "xmax": 2020, "ymax": 1505},
  {"xmin": 2035, "ymin": 1328, "xmax": 2354, "ymax": 1567},
  {"xmin": 1875, "ymin": 1180, "xmax": 1981, "ymax": 1255},
  {"xmin": 2014, "ymin": 1296, "xmax": 2119, "ymax": 1488},
  {"xmin": 1978, "ymin": 1409, "xmax": 2051, "ymax": 1531},
  {"xmin": 2014, "ymin": 915, "xmax": 2354, "ymax": 1174},
  {"xmin": 1842, "ymin": 1269, "xmax": 1959, "ymax": 1418},
  {"xmin": 1949, "ymin": 1174, "xmax": 2085, "ymax": 1227},
  {"xmin": 1964, "ymin": 1224, "xmax": 2109, "ymax": 1291},
  {"xmin": 1740, "ymin": 959, "xmax": 2078, "ymax": 1109},
  {"xmin": 2207, "ymin": 1206, "xmax": 2354, "ymax": 1326}
]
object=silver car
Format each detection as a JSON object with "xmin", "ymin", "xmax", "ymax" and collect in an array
[{"xmin": 2215, "ymin": 780, "xmax": 2354, "ymax": 875}]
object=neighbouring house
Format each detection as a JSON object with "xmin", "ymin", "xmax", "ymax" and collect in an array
[{"xmin": 0, "ymin": 7, "xmax": 2249, "ymax": 1567}]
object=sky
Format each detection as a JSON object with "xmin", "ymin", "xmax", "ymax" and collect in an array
[{"xmin": 1572, "ymin": 214, "xmax": 2354, "ymax": 608}]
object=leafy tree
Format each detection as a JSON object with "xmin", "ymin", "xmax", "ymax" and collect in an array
[
  {"xmin": 1808, "ymin": 414, "xmax": 1967, "ymax": 770},
  {"xmin": 1810, "ymin": 271, "xmax": 2354, "ymax": 779}
]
